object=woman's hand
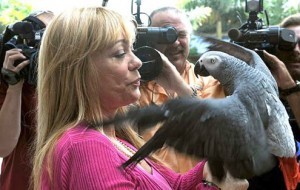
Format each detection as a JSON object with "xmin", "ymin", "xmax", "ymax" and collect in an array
[{"xmin": 203, "ymin": 163, "xmax": 249, "ymax": 190}]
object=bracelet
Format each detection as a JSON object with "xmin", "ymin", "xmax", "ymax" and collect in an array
[
  {"xmin": 190, "ymin": 84, "xmax": 201, "ymax": 97},
  {"xmin": 279, "ymin": 80, "xmax": 300, "ymax": 97},
  {"xmin": 190, "ymin": 86, "xmax": 197, "ymax": 97}
]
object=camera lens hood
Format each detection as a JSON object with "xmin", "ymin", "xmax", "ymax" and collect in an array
[{"xmin": 134, "ymin": 46, "xmax": 163, "ymax": 82}]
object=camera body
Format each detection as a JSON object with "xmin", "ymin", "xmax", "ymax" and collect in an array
[
  {"xmin": 134, "ymin": 26, "xmax": 178, "ymax": 49},
  {"xmin": 0, "ymin": 16, "xmax": 45, "ymax": 85},
  {"xmin": 130, "ymin": 0, "xmax": 178, "ymax": 82},
  {"xmin": 228, "ymin": 0, "xmax": 297, "ymax": 53},
  {"xmin": 134, "ymin": 26, "xmax": 178, "ymax": 82}
]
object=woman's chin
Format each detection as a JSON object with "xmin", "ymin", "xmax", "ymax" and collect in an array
[{"xmin": 129, "ymin": 91, "xmax": 141, "ymax": 103}]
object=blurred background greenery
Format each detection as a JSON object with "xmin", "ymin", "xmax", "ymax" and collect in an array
[
  {"xmin": 0, "ymin": 0, "xmax": 299, "ymax": 62},
  {"xmin": 176, "ymin": 0, "xmax": 299, "ymax": 61}
]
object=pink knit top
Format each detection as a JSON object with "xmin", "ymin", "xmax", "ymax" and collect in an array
[{"xmin": 41, "ymin": 123, "xmax": 210, "ymax": 189}]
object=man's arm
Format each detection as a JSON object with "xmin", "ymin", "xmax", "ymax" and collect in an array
[
  {"xmin": 0, "ymin": 49, "xmax": 29, "ymax": 156},
  {"xmin": 0, "ymin": 83, "xmax": 23, "ymax": 156},
  {"xmin": 263, "ymin": 50, "xmax": 300, "ymax": 127}
]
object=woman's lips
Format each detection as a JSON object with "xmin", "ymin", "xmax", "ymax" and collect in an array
[{"xmin": 131, "ymin": 78, "xmax": 141, "ymax": 87}]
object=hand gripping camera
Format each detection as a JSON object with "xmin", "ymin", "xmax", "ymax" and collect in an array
[
  {"xmin": 0, "ymin": 15, "xmax": 46, "ymax": 85},
  {"xmin": 134, "ymin": 26, "xmax": 178, "ymax": 81},
  {"xmin": 131, "ymin": 0, "xmax": 178, "ymax": 82}
]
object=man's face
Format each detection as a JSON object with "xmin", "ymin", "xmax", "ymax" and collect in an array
[
  {"xmin": 151, "ymin": 11, "xmax": 190, "ymax": 74},
  {"xmin": 276, "ymin": 25, "xmax": 300, "ymax": 80}
]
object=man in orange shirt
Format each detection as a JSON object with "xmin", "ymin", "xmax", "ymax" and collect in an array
[
  {"xmin": 138, "ymin": 7, "xmax": 225, "ymax": 173},
  {"xmin": 136, "ymin": 7, "xmax": 250, "ymax": 189}
]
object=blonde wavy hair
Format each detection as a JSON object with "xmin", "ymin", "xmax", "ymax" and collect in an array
[{"xmin": 31, "ymin": 7, "xmax": 143, "ymax": 189}]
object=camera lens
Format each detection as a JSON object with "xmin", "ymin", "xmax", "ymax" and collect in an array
[{"xmin": 134, "ymin": 46, "xmax": 163, "ymax": 82}]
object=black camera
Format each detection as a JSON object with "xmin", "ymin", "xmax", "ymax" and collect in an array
[
  {"xmin": 0, "ymin": 16, "xmax": 45, "ymax": 85},
  {"xmin": 134, "ymin": 46, "xmax": 163, "ymax": 82},
  {"xmin": 134, "ymin": 26, "xmax": 178, "ymax": 82},
  {"xmin": 228, "ymin": 0, "xmax": 297, "ymax": 53},
  {"xmin": 135, "ymin": 26, "xmax": 178, "ymax": 49},
  {"xmin": 130, "ymin": 0, "xmax": 178, "ymax": 82}
]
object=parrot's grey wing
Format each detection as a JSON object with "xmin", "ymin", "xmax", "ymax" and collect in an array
[
  {"xmin": 121, "ymin": 97, "xmax": 276, "ymax": 180},
  {"xmin": 199, "ymin": 36, "xmax": 253, "ymax": 64},
  {"xmin": 103, "ymin": 104, "xmax": 168, "ymax": 128},
  {"xmin": 264, "ymin": 92, "xmax": 296, "ymax": 157}
]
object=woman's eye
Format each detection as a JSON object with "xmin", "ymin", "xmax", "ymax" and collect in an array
[{"xmin": 115, "ymin": 52, "xmax": 126, "ymax": 58}]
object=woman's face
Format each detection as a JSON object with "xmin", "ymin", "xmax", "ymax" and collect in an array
[{"xmin": 93, "ymin": 34, "xmax": 142, "ymax": 113}]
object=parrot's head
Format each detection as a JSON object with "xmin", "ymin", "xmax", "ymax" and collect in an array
[
  {"xmin": 194, "ymin": 51, "xmax": 224, "ymax": 77},
  {"xmin": 195, "ymin": 51, "xmax": 240, "ymax": 76},
  {"xmin": 195, "ymin": 50, "xmax": 253, "ymax": 93},
  {"xmin": 193, "ymin": 36, "xmax": 255, "ymax": 78}
]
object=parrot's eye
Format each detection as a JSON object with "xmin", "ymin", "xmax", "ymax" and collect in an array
[{"xmin": 211, "ymin": 58, "xmax": 216, "ymax": 63}]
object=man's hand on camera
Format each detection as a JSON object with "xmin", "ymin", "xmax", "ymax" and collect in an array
[
  {"xmin": 2, "ymin": 48, "xmax": 29, "ymax": 85},
  {"xmin": 263, "ymin": 50, "xmax": 296, "ymax": 89}
]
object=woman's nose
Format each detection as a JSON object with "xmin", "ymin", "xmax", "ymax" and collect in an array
[{"xmin": 130, "ymin": 52, "xmax": 142, "ymax": 70}]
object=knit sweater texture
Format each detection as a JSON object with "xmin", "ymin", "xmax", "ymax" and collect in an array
[{"xmin": 41, "ymin": 124, "xmax": 209, "ymax": 189}]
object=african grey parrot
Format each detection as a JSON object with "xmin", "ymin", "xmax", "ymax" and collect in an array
[{"xmin": 104, "ymin": 37, "xmax": 296, "ymax": 181}]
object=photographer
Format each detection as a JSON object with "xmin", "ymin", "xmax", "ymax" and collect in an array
[
  {"xmin": 274, "ymin": 13, "xmax": 300, "ymax": 135},
  {"xmin": 226, "ymin": 1, "xmax": 300, "ymax": 188},
  {"xmin": 262, "ymin": 14, "xmax": 300, "ymax": 190},
  {"xmin": 137, "ymin": 6, "xmax": 225, "ymax": 172},
  {"xmin": 0, "ymin": 10, "xmax": 54, "ymax": 190}
]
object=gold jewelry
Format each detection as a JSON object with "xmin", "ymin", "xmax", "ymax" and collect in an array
[
  {"xmin": 110, "ymin": 138, "xmax": 152, "ymax": 173},
  {"xmin": 111, "ymin": 138, "xmax": 136, "ymax": 158}
]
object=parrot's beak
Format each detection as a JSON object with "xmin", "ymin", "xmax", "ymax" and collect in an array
[{"xmin": 194, "ymin": 60, "xmax": 209, "ymax": 77}]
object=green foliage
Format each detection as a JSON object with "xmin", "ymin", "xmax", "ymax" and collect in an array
[
  {"xmin": 0, "ymin": 0, "xmax": 33, "ymax": 33},
  {"xmin": 185, "ymin": 6, "xmax": 213, "ymax": 31},
  {"xmin": 183, "ymin": 0, "xmax": 300, "ymax": 62},
  {"xmin": 178, "ymin": 0, "xmax": 246, "ymax": 34},
  {"xmin": 264, "ymin": 0, "xmax": 299, "ymax": 25},
  {"xmin": 178, "ymin": 0, "xmax": 299, "ymax": 34}
]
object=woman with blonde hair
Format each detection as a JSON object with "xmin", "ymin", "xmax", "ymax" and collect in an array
[{"xmin": 31, "ymin": 6, "xmax": 218, "ymax": 189}]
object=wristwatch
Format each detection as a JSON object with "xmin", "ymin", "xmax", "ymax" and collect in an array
[
  {"xmin": 1, "ymin": 68, "xmax": 21, "ymax": 85},
  {"xmin": 190, "ymin": 84, "xmax": 202, "ymax": 97},
  {"xmin": 279, "ymin": 80, "xmax": 300, "ymax": 96}
]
